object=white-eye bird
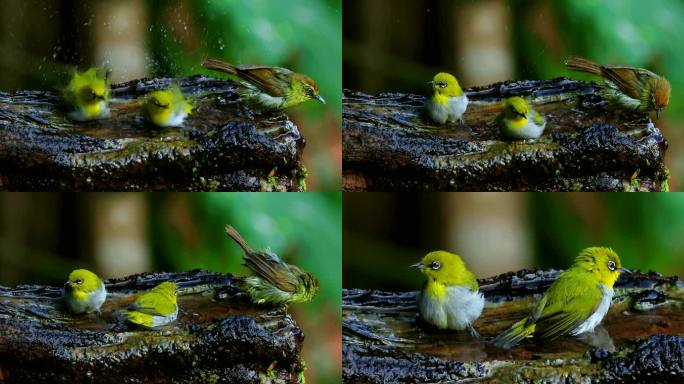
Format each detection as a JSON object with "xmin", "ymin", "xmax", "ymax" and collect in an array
[
  {"xmin": 411, "ymin": 250, "xmax": 484, "ymax": 336},
  {"xmin": 143, "ymin": 84, "xmax": 193, "ymax": 127},
  {"xmin": 498, "ymin": 96, "xmax": 546, "ymax": 139},
  {"xmin": 126, "ymin": 281, "xmax": 178, "ymax": 329},
  {"xmin": 425, "ymin": 72, "xmax": 469, "ymax": 125},
  {"xmin": 62, "ymin": 269, "xmax": 107, "ymax": 314},
  {"xmin": 492, "ymin": 247, "xmax": 628, "ymax": 349},
  {"xmin": 62, "ymin": 68, "xmax": 111, "ymax": 122}
]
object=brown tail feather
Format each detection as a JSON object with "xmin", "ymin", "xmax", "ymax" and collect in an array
[
  {"xmin": 565, "ymin": 57, "xmax": 603, "ymax": 76},
  {"xmin": 225, "ymin": 225, "xmax": 252, "ymax": 254},
  {"xmin": 203, "ymin": 58, "xmax": 238, "ymax": 75}
]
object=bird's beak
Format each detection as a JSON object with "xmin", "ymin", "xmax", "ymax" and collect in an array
[
  {"xmin": 620, "ymin": 267, "xmax": 631, "ymax": 274},
  {"xmin": 427, "ymin": 81, "xmax": 435, "ymax": 86},
  {"xmin": 63, "ymin": 281, "xmax": 72, "ymax": 290},
  {"xmin": 656, "ymin": 109, "xmax": 661, "ymax": 119},
  {"xmin": 410, "ymin": 262, "xmax": 425, "ymax": 270},
  {"xmin": 314, "ymin": 95, "xmax": 326, "ymax": 104}
]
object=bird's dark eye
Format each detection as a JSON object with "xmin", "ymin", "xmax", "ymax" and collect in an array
[
  {"xmin": 307, "ymin": 88, "xmax": 314, "ymax": 97},
  {"xmin": 438, "ymin": 82, "xmax": 447, "ymax": 88},
  {"xmin": 607, "ymin": 261, "xmax": 616, "ymax": 271},
  {"xmin": 76, "ymin": 279, "xmax": 83, "ymax": 285},
  {"xmin": 431, "ymin": 261, "xmax": 441, "ymax": 270}
]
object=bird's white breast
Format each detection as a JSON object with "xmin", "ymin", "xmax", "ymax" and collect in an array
[
  {"xmin": 418, "ymin": 285, "xmax": 484, "ymax": 331},
  {"xmin": 571, "ymin": 284, "xmax": 613, "ymax": 335}
]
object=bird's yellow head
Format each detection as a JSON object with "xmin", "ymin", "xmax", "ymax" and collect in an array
[
  {"xmin": 571, "ymin": 247, "xmax": 625, "ymax": 288},
  {"xmin": 411, "ymin": 250, "xmax": 478, "ymax": 291},
  {"xmin": 287, "ymin": 73, "xmax": 325, "ymax": 107},
  {"xmin": 151, "ymin": 281, "xmax": 178, "ymax": 303},
  {"xmin": 430, "ymin": 72, "xmax": 464, "ymax": 98},
  {"xmin": 66, "ymin": 68, "xmax": 110, "ymax": 106},
  {"xmin": 502, "ymin": 97, "xmax": 530, "ymax": 121},
  {"xmin": 144, "ymin": 84, "xmax": 193, "ymax": 126},
  {"xmin": 64, "ymin": 269, "xmax": 101, "ymax": 296}
]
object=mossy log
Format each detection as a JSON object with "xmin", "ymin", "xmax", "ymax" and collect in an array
[
  {"xmin": 0, "ymin": 76, "xmax": 306, "ymax": 191},
  {"xmin": 0, "ymin": 270, "xmax": 306, "ymax": 383},
  {"xmin": 343, "ymin": 78, "xmax": 669, "ymax": 191},
  {"xmin": 342, "ymin": 269, "xmax": 684, "ymax": 383}
]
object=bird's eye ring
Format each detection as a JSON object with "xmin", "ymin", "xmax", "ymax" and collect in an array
[
  {"xmin": 431, "ymin": 261, "xmax": 441, "ymax": 270},
  {"xmin": 76, "ymin": 279, "xmax": 84, "ymax": 285},
  {"xmin": 607, "ymin": 261, "xmax": 616, "ymax": 271},
  {"xmin": 439, "ymin": 82, "xmax": 447, "ymax": 88}
]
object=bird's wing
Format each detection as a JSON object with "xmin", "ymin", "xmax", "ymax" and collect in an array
[
  {"xmin": 235, "ymin": 66, "xmax": 293, "ymax": 97},
  {"xmin": 601, "ymin": 66, "xmax": 651, "ymax": 100},
  {"xmin": 244, "ymin": 250, "xmax": 299, "ymax": 293},
  {"xmin": 533, "ymin": 272, "xmax": 603, "ymax": 341},
  {"xmin": 532, "ymin": 110, "xmax": 545, "ymax": 126},
  {"xmin": 130, "ymin": 292, "xmax": 175, "ymax": 316}
]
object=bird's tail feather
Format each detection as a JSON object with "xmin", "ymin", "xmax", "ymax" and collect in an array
[
  {"xmin": 491, "ymin": 318, "xmax": 535, "ymax": 349},
  {"xmin": 225, "ymin": 225, "xmax": 252, "ymax": 254},
  {"xmin": 565, "ymin": 57, "xmax": 603, "ymax": 76},
  {"xmin": 203, "ymin": 58, "xmax": 238, "ymax": 75}
]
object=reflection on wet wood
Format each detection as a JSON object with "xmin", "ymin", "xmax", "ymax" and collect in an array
[
  {"xmin": 0, "ymin": 76, "xmax": 306, "ymax": 191},
  {"xmin": 342, "ymin": 78, "xmax": 669, "ymax": 191},
  {"xmin": 0, "ymin": 270, "xmax": 305, "ymax": 383},
  {"xmin": 343, "ymin": 269, "xmax": 684, "ymax": 383}
]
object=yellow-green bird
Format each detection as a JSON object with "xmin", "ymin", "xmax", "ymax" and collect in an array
[
  {"xmin": 62, "ymin": 67, "xmax": 111, "ymax": 121},
  {"xmin": 565, "ymin": 57, "xmax": 671, "ymax": 119},
  {"xmin": 225, "ymin": 225, "xmax": 319, "ymax": 306},
  {"xmin": 498, "ymin": 96, "xmax": 546, "ymax": 139},
  {"xmin": 492, "ymin": 247, "xmax": 628, "ymax": 349},
  {"xmin": 411, "ymin": 250, "xmax": 484, "ymax": 336},
  {"xmin": 62, "ymin": 269, "xmax": 107, "ymax": 314},
  {"xmin": 126, "ymin": 281, "xmax": 178, "ymax": 329},
  {"xmin": 425, "ymin": 72, "xmax": 469, "ymax": 125},
  {"xmin": 203, "ymin": 58, "xmax": 325, "ymax": 111},
  {"xmin": 143, "ymin": 84, "xmax": 193, "ymax": 127}
]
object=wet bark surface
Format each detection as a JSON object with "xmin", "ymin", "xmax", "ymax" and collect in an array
[
  {"xmin": 343, "ymin": 269, "xmax": 684, "ymax": 383},
  {"xmin": 0, "ymin": 270, "xmax": 305, "ymax": 383},
  {"xmin": 0, "ymin": 76, "xmax": 306, "ymax": 191},
  {"xmin": 343, "ymin": 78, "xmax": 669, "ymax": 191}
]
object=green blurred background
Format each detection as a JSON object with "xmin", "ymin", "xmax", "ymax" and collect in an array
[
  {"xmin": 343, "ymin": 193, "xmax": 684, "ymax": 290},
  {"xmin": 0, "ymin": 193, "xmax": 342, "ymax": 383},
  {"xmin": 0, "ymin": 0, "xmax": 341, "ymax": 191},
  {"xmin": 344, "ymin": 0, "xmax": 684, "ymax": 189}
]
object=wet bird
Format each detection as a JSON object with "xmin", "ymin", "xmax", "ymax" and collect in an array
[
  {"xmin": 62, "ymin": 269, "xmax": 107, "ymax": 314},
  {"xmin": 143, "ymin": 84, "xmax": 193, "ymax": 127},
  {"xmin": 126, "ymin": 281, "xmax": 178, "ymax": 329},
  {"xmin": 225, "ymin": 225, "xmax": 319, "ymax": 306},
  {"xmin": 492, "ymin": 247, "xmax": 628, "ymax": 349},
  {"xmin": 425, "ymin": 72, "xmax": 468, "ymax": 125},
  {"xmin": 565, "ymin": 57, "xmax": 671, "ymax": 118},
  {"xmin": 62, "ymin": 67, "xmax": 111, "ymax": 121},
  {"xmin": 412, "ymin": 250, "xmax": 483, "ymax": 336},
  {"xmin": 498, "ymin": 97, "xmax": 546, "ymax": 139},
  {"xmin": 203, "ymin": 58, "xmax": 325, "ymax": 111}
]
